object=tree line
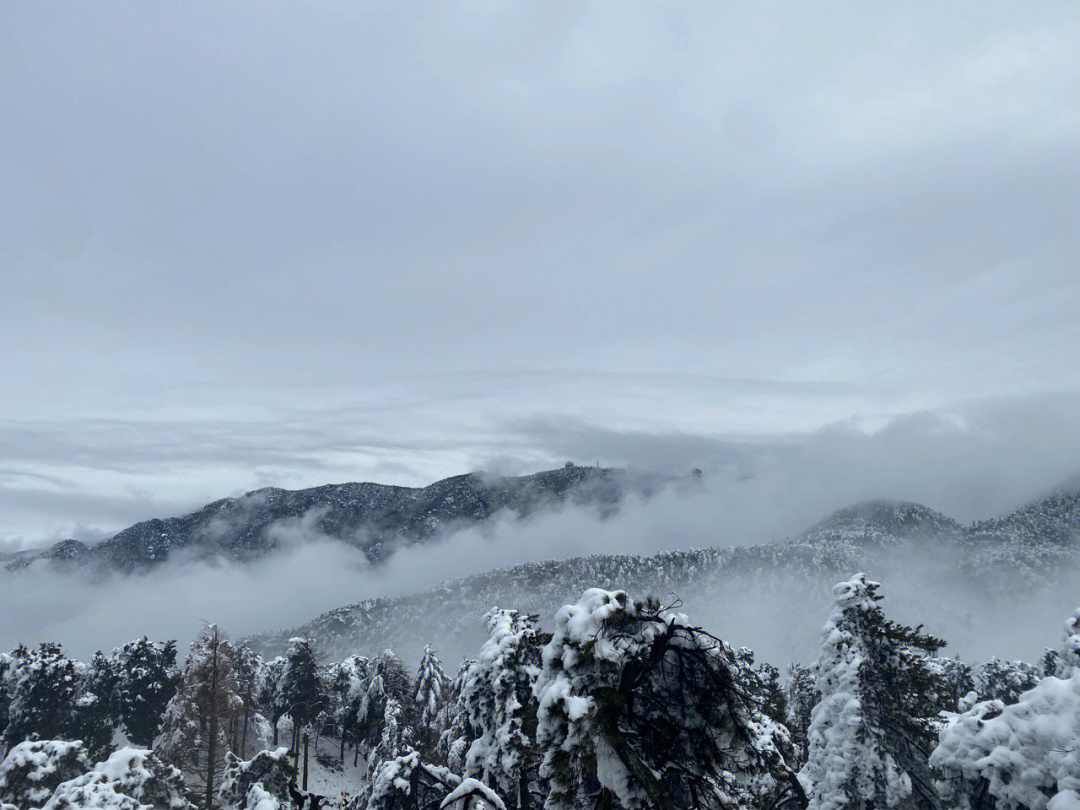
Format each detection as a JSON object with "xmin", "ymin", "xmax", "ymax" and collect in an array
[{"xmin": 1, "ymin": 573, "xmax": 1078, "ymax": 810}]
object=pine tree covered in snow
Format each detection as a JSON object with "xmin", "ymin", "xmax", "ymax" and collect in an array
[
  {"xmin": 369, "ymin": 698, "xmax": 410, "ymax": 778},
  {"xmin": 67, "ymin": 651, "xmax": 117, "ymax": 756},
  {"xmin": 0, "ymin": 739, "xmax": 90, "ymax": 808},
  {"xmin": 785, "ymin": 664, "xmax": 820, "ymax": 769},
  {"xmin": 931, "ymin": 607, "xmax": 1080, "ymax": 810},
  {"xmin": 42, "ymin": 746, "xmax": 192, "ymax": 810},
  {"xmin": 414, "ymin": 646, "xmax": 451, "ymax": 742},
  {"xmin": 112, "ymin": 638, "xmax": 180, "ymax": 747},
  {"xmin": 0, "ymin": 652, "xmax": 13, "ymax": 749},
  {"xmin": 230, "ymin": 643, "xmax": 263, "ymax": 760},
  {"xmin": 258, "ymin": 656, "xmax": 289, "ymax": 748},
  {"xmin": 280, "ymin": 637, "xmax": 325, "ymax": 755},
  {"xmin": 457, "ymin": 609, "xmax": 549, "ymax": 810},
  {"xmin": 217, "ymin": 747, "xmax": 294, "ymax": 810},
  {"xmin": 799, "ymin": 574, "xmax": 947, "ymax": 810},
  {"xmin": 534, "ymin": 588, "xmax": 799, "ymax": 810},
  {"xmin": 972, "ymin": 658, "xmax": 1040, "ymax": 706},
  {"xmin": 440, "ymin": 659, "xmax": 477, "ymax": 773},
  {"xmin": 365, "ymin": 749, "xmax": 472, "ymax": 810},
  {"xmin": 329, "ymin": 655, "xmax": 369, "ymax": 763},
  {"xmin": 155, "ymin": 624, "xmax": 241, "ymax": 808},
  {"xmin": 357, "ymin": 651, "xmax": 415, "ymax": 757},
  {"xmin": 925, "ymin": 657, "xmax": 974, "ymax": 714},
  {"xmin": 2, "ymin": 643, "xmax": 113, "ymax": 754}
]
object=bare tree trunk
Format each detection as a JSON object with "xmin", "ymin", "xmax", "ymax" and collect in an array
[
  {"xmin": 303, "ymin": 733, "xmax": 310, "ymax": 792},
  {"xmin": 518, "ymin": 765, "xmax": 530, "ymax": 810},
  {"xmin": 409, "ymin": 765, "xmax": 420, "ymax": 810},
  {"xmin": 272, "ymin": 717, "xmax": 279, "ymax": 746},
  {"xmin": 241, "ymin": 708, "xmax": 249, "ymax": 758}
]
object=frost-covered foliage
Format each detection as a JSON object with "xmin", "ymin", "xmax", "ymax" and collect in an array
[
  {"xmin": 931, "ymin": 608, "xmax": 1080, "ymax": 810},
  {"xmin": 329, "ymin": 655, "xmax": 370, "ymax": 759},
  {"xmin": 0, "ymin": 653, "xmax": 13, "ymax": 744},
  {"xmin": 357, "ymin": 651, "xmax": 416, "ymax": 763},
  {"xmin": 365, "ymin": 749, "xmax": 474, "ymax": 810},
  {"xmin": 280, "ymin": 637, "xmax": 325, "ymax": 751},
  {"xmin": 217, "ymin": 747, "xmax": 294, "ymax": 810},
  {"xmin": 972, "ymin": 658, "xmax": 1040, "ymax": 706},
  {"xmin": 1, "ymin": 643, "xmax": 113, "ymax": 753},
  {"xmin": 535, "ymin": 588, "xmax": 797, "ymax": 810},
  {"xmin": 753, "ymin": 659, "xmax": 788, "ymax": 726},
  {"xmin": 369, "ymin": 698, "xmax": 412, "ymax": 777},
  {"xmin": 454, "ymin": 609, "xmax": 548, "ymax": 809},
  {"xmin": 441, "ymin": 777, "xmax": 507, "ymax": 810},
  {"xmin": 1062, "ymin": 609, "xmax": 1080, "ymax": 673},
  {"xmin": 799, "ymin": 574, "xmax": 947, "ymax": 810},
  {"xmin": 440, "ymin": 659, "xmax": 476, "ymax": 773},
  {"xmin": 257, "ymin": 656, "xmax": 289, "ymax": 747},
  {"xmin": 414, "ymin": 646, "xmax": 452, "ymax": 731},
  {"xmin": 232, "ymin": 644, "xmax": 265, "ymax": 760},
  {"xmin": 925, "ymin": 656, "xmax": 975, "ymax": 714},
  {"xmin": 112, "ymin": 638, "xmax": 180, "ymax": 747},
  {"xmin": 155, "ymin": 624, "xmax": 241, "ymax": 806},
  {"xmin": 0, "ymin": 740, "xmax": 89, "ymax": 808},
  {"xmin": 42, "ymin": 746, "xmax": 191, "ymax": 810},
  {"xmin": 785, "ymin": 664, "xmax": 820, "ymax": 768}
]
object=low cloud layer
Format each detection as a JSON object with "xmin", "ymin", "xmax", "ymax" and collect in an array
[
  {"xmin": 2, "ymin": 403, "xmax": 1077, "ymax": 669},
  {"xmin": 5, "ymin": 391, "xmax": 1079, "ymax": 552}
]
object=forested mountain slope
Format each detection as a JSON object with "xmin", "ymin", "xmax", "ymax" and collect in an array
[
  {"xmin": 6, "ymin": 465, "xmax": 667, "ymax": 573},
  {"xmin": 251, "ymin": 487, "xmax": 1080, "ymax": 665}
]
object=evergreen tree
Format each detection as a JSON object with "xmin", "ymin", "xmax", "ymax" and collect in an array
[
  {"xmin": 329, "ymin": 654, "xmax": 369, "ymax": 763},
  {"xmin": 458, "ymin": 609, "xmax": 548, "ymax": 810},
  {"xmin": 0, "ymin": 651, "xmax": 14, "ymax": 751},
  {"xmin": 280, "ymin": 637, "xmax": 325, "ymax": 755},
  {"xmin": 69, "ymin": 652, "xmax": 116, "ymax": 757},
  {"xmin": 799, "ymin": 574, "xmax": 946, "ymax": 810},
  {"xmin": 112, "ymin": 638, "xmax": 180, "ymax": 747},
  {"xmin": 368, "ymin": 697, "xmax": 410, "ymax": 776},
  {"xmin": 410, "ymin": 648, "xmax": 449, "ymax": 734},
  {"xmin": 0, "ymin": 740, "xmax": 90, "ymax": 808},
  {"xmin": 156, "ymin": 624, "xmax": 241, "ymax": 808},
  {"xmin": 972, "ymin": 658, "xmax": 1040, "ymax": 706},
  {"xmin": 2, "ymin": 643, "xmax": 89, "ymax": 748},
  {"xmin": 440, "ymin": 658, "xmax": 477, "ymax": 773},
  {"xmin": 230, "ymin": 643, "xmax": 261, "ymax": 759},
  {"xmin": 366, "ymin": 750, "xmax": 466, "ymax": 810},
  {"xmin": 257, "ymin": 656, "xmax": 288, "ymax": 747},
  {"xmin": 534, "ymin": 588, "xmax": 799, "ymax": 810},
  {"xmin": 43, "ymin": 746, "xmax": 192, "ymax": 810},
  {"xmin": 932, "ymin": 606, "xmax": 1080, "ymax": 810},
  {"xmin": 785, "ymin": 663, "xmax": 820, "ymax": 769},
  {"xmin": 357, "ymin": 650, "xmax": 414, "ymax": 751},
  {"xmin": 217, "ymin": 747, "xmax": 296, "ymax": 810},
  {"xmin": 925, "ymin": 656, "xmax": 974, "ymax": 713},
  {"xmin": 747, "ymin": 656, "xmax": 787, "ymax": 726}
]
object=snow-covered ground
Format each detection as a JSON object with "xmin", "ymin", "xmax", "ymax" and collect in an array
[{"xmin": 275, "ymin": 719, "xmax": 368, "ymax": 802}]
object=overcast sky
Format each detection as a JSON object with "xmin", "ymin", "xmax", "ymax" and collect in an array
[{"xmin": 3, "ymin": 2, "xmax": 1080, "ymax": 548}]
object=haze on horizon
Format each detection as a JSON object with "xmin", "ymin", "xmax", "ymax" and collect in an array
[{"xmin": 3, "ymin": 2, "xmax": 1079, "ymax": 550}]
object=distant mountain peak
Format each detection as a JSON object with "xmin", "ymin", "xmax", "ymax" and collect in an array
[
  {"xmin": 802, "ymin": 499, "xmax": 961, "ymax": 541},
  {"xmin": 5, "ymin": 465, "xmax": 668, "ymax": 574}
]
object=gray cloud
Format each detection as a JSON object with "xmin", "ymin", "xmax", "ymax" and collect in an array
[{"xmin": 2, "ymin": 4, "xmax": 1079, "ymax": 567}]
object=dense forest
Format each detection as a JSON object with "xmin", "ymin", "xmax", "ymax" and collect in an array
[{"xmin": 1, "ymin": 574, "xmax": 1077, "ymax": 810}]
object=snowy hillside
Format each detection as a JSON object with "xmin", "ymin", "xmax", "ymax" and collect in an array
[
  {"xmin": 250, "ymin": 487, "xmax": 1080, "ymax": 666},
  {"xmin": 6, "ymin": 465, "xmax": 669, "ymax": 574}
]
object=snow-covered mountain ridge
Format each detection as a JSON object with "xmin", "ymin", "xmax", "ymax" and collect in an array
[
  {"xmin": 5, "ymin": 465, "xmax": 668, "ymax": 573},
  {"xmin": 249, "ymin": 485, "xmax": 1080, "ymax": 664}
]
